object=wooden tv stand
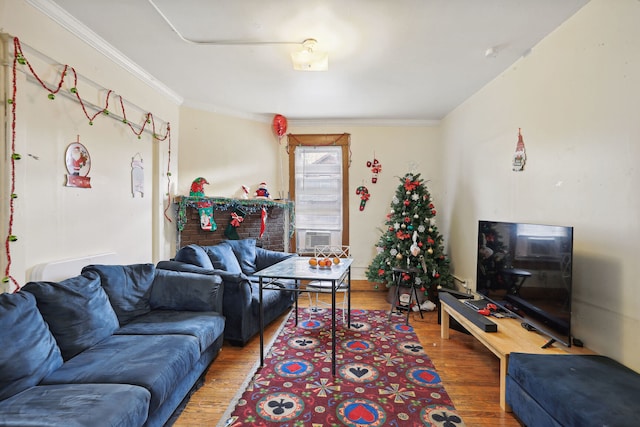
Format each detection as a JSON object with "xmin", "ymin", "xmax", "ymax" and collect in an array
[{"xmin": 440, "ymin": 296, "xmax": 592, "ymax": 411}]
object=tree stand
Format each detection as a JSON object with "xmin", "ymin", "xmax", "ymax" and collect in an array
[{"xmin": 388, "ymin": 266, "xmax": 424, "ymax": 325}]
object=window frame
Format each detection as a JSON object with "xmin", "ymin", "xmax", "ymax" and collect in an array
[{"xmin": 288, "ymin": 133, "xmax": 350, "ymax": 254}]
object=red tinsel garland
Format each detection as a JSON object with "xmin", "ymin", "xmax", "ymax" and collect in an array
[{"xmin": 3, "ymin": 37, "xmax": 173, "ymax": 291}]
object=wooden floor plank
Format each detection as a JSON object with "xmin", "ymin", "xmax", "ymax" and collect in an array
[{"xmin": 173, "ymin": 289, "xmax": 521, "ymax": 426}]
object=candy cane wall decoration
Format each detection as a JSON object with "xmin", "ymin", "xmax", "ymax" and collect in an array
[{"xmin": 356, "ymin": 186, "xmax": 370, "ymax": 211}]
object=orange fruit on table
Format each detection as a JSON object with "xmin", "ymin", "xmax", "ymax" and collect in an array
[
  {"xmin": 309, "ymin": 258, "xmax": 318, "ymax": 266},
  {"xmin": 333, "ymin": 257, "xmax": 341, "ymax": 265},
  {"xmin": 323, "ymin": 258, "xmax": 331, "ymax": 267}
]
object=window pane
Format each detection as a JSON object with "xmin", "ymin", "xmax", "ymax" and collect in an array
[{"xmin": 295, "ymin": 146, "xmax": 343, "ymax": 252}]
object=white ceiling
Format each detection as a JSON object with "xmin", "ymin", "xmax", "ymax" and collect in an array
[{"xmin": 36, "ymin": 0, "xmax": 589, "ymax": 124}]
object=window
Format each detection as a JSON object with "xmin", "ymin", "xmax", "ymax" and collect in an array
[{"xmin": 288, "ymin": 134, "xmax": 350, "ymax": 254}]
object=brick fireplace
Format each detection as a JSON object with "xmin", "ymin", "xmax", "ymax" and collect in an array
[{"xmin": 175, "ymin": 197, "xmax": 293, "ymax": 252}]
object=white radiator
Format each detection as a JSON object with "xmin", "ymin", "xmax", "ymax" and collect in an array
[{"xmin": 29, "ymin": 253, "xmax": 120, "ymax": 282}]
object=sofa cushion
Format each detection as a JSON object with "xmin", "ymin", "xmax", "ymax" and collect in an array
[
  {"xmin": 224, "ymin": 239, "xmax": 257, "ymax": 274},
  {"xmin": 116, "ymin": 310, "xmax": 225, "ymax": 352},
  {"xmin": 205, "ymin": 244, "xmax": 242, "ymax": 274},
  {"xmin": 175, "ymin": 244, "xmax": 214, "ymax": 270},
  {"xmin": 0, "ymin": 383, "xmax": 150, "ymax": 427},
  {"xmin": 22, "ymin": 271, "xmax": 120, "ymax": 361},
  {"xmin": 0, "ymin": 292, "xmax": 63, "ymax": 401},
  {"xmin": 42, "ymin": 334, "xmax": 200, "ymax": 414},
  {"xmin": 82, "ymin": 263, "xmax": 155, "ymax": 325}
]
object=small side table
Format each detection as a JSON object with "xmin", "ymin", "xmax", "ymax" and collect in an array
[{"xmin": 388, "ymin": 266, "xmax": 425, "ymax": 325}]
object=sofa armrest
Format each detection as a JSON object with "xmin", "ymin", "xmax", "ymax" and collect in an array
[
  {"xmin": 157, "ymin": 260, "xmax": 253, "ymax": 311},
  {"xmin": 255, "ymin": 248, "xmax": 296, "ymax": 271},
  {"xmin": 150, "ymin": 269, "xmax": 224, "ymax": 313}
]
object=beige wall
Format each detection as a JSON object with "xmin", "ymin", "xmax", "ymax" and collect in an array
[
  {"xmin": 177, "ymin": 107, "xmax": 282, "ymax": 199},
  {"xmin": 176, "ymin": 115, "xmax": 443, "ymax": 280},
  {"xmin": 287, "ymin": 125, "xmax": 442, "ymax": 280},
  {"xmin": 0, "ymin": 0, "xmax": 180, "ymax": 291},
  {"xmin": 440, "ymin": 0, "xmax": 640, "ymax": 370}
]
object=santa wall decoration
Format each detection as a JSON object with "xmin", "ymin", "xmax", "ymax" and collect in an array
[{"xmin": 65, "ymin": 137, "xmax": 91, "ymax": 188}]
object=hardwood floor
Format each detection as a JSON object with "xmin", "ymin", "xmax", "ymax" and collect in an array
[{"xmin": 173, "ymin": 288, "xmax": 522, "ymax": 426}]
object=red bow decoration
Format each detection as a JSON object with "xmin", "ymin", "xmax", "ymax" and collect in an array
[
  {"xmin": 396, "ymin": 231, "xmax": 411, "ymax": 240},
  {"xmin": 403, "ymin": 178, "xmax": 419, "ymax": 192},
  {"xmin": 230, "ymin": 212, "xmax": 244, "ymax": 227}
]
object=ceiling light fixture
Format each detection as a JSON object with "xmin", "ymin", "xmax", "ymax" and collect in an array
[
  {"xmin": 291, "ymin": 39, "xmax": 329, "ymax": 71},
  {"xmin": 148, "ymin": 0, "xmax": 328, "ymax": 71}
]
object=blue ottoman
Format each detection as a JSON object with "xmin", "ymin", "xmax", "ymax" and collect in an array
[{"xmin": 506, "ymin": 353, "xmax": 640, "ymax": 427}]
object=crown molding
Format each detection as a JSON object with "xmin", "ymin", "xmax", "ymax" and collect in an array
[
  {"xmin": 182, "ymin": 100, "xmax": 439, "ymax": 127},
  {"xmin": 25, "ymin": 0, "xmax": 183, "ymax": 105},
  {"xmin": 288, "ymin": 118, "xmax": 440, "ymax": 127},
  {"xmin": 182, "ymin": 100, "xmax": 270, "ymax": 123}
]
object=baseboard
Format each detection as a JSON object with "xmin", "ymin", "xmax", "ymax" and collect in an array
[{"xmin": 350, "ymin": 280, "xmax": 386, "ymax": 292}]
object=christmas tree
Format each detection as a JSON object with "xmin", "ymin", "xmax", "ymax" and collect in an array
[{"xmin": 366, "ymin": 173, "xmax": 453, "ymax": 299}]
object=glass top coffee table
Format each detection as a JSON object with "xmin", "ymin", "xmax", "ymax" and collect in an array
[{"xmin": 255, "ymin": 256, "xmax": 353, "ymax": 375}]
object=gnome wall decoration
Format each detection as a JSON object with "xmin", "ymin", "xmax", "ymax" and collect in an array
[
  {"xmin": 189, "ymin": 177, "xmax": 209, "ymax": 197},
  {"xmin": 512, "ymin": 128, "xmax": 527, "ymax": 172}
]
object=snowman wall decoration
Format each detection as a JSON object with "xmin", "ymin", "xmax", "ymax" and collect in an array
[{"xmin": 254, "ymin": 182, "xmax": 271, "ymax": 199}]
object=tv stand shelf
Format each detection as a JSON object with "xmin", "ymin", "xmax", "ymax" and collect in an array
[{"xmin": 439, "ymin": 293, "xmax": 592, "ymax": 411}]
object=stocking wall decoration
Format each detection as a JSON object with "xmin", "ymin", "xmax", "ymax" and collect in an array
[
  {"xmin": 225, "ymin": 207, "xmax": 247, "ymax": 240},
  {"xmin": 190, "ymin": 177, "xmax": 216, "ymax": 232}
]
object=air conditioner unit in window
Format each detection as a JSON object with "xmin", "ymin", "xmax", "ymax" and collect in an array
[{"xmin": 305, "ymin": 231, "xmax": 332, "ymax": 250}]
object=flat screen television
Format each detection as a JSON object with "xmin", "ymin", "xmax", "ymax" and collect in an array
[{"xmin": 476, "ymin": 220, "xmax": 573, "ymax": 347}]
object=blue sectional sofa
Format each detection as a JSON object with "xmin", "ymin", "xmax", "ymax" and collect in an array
[
  {"xmin": 506, "ymin": 353, "xmax": 640, "ymax": 427},
  {"xmin": 0, "ymin": 263, "xmax": 225, "ymax": 427},
  {"xmin": 157, "ymin": 239, "xmax": 296, "ymax": 346}
]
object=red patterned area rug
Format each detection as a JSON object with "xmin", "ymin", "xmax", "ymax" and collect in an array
[{"xmin": 219, "ymin": 308, "xmax": 465, "ymax": 426}]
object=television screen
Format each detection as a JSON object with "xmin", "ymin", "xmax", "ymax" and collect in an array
[{"xmin": 476, "ymin": 220, "xmax": 573, "ymax": 346}]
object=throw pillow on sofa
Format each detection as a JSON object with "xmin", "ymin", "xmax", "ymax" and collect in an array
[
  {"xmin": 205, "ymin": 244, "xmax": 242, "ymax": 274},
  {"xmin": 0, "ymin": 292, "xmax": 63, "ymax": 400},
  {"xmin": 223, "ymin": 239, "xmax": 257, "ymax": 275},
  {"xmin": 22, "ymin": 270, "xmax": 119, "ymax": 361},
  {"xmin": 150, "ymin": 269, "xmax": 223, "ymax": 312},
  {"xmin": 175, "ymin": 244, "xmax": 214, "ymax": 270},
  {"xmin": 82, "ymin": 263, "xmax": 156, "ymax": 325}
]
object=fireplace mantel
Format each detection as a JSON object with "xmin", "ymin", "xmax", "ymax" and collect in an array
[{"xmin": 174, "ymin": 196, "xmax": 294, "ymax": 252}]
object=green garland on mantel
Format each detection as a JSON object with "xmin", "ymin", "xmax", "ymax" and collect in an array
[{"xmin": 175, "ymin": 196, "xmax": 295, "ymax": 236}]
